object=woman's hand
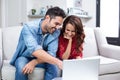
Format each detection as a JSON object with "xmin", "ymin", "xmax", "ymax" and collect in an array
[{"xmin": 63, "ymin": 33, "xmax": 72, "ymax": 40}]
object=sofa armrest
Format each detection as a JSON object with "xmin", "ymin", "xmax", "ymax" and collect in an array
[
  {"xmin": 0, "ymin": 49, "xmax": 3, "ymax": 69},
  {"xmin": 99, "ymin": 44, "xmax": 120, "ymax": 60}
]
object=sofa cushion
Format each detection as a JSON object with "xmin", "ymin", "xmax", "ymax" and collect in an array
[
  {"xmin": 0, "ymin": 29, "xmax": 2, "ymax": 69},
  {"xmin": 94, "ymin": 28, "xmax": 107, "ymax": 46},
  {"xmin": 99, "ymin": 56, "xmax": 120, "ymax": 75},
  {"xmin": 2, "ymin": 26, "xmax": 22, "ymax": 60},
  {"xmin": 83, "ymin": 27, "xmax": 99, "ymax": 57},
  {"xmin": 99, "ymin": 73, "xmax": 120, "ymax": 80},
  {"xmin": 0, "ymin": 29, "xmax": 2, "ymax": 49},
  {"xmin": 98, "ymin": 44, "xmax": 120, "ymax": 60},
  {"xmin": 2, "ymin": 60, "xmax": 45, "ymax": 80}
]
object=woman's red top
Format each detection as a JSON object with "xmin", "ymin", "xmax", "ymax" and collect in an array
[{"xmin": 57, "ymin": 34, "xmax": 83, "ymax": 60}]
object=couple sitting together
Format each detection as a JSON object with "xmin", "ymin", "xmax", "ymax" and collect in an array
[{"xmin": 10, "ymin": 6, "xmax": 85, "ymax": 80}]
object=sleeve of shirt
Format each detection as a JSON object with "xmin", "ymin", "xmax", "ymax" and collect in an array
[
  {"xmin": 21, "ymin": 24, "xmax": 42, "ymax": 55},
  {"xmin": 47, "ymin": 30, "xmax": 60, "ymax": 57},
  {"xmin": 47, "ymin": 38, "xmax": 59, "ymax": 57},
  {"xmin": 57, "ymin": 36, "xmax": 66, "ymax": 60}
]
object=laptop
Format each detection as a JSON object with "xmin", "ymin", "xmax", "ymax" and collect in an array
[
  {"xmin": 62, "ymin": 56, "xmax": 100, "ymax": 80},
  {"xmin": 53, "ymin": 56, "xmax": 100, "ymax": 80}
]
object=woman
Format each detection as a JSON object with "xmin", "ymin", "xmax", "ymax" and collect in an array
[{"xmin": 57, "ymin": 15, "xmax": 85, "ymax": 60}]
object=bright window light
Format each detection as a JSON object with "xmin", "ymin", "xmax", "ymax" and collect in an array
[{"xmin": 100, "ymin": 0, "xmax": 119, "ymax": 37}]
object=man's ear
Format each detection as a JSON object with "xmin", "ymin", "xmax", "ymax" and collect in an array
[{"xmin": 45, "ymin": 15, "xmax": 50, "ymax": 19}]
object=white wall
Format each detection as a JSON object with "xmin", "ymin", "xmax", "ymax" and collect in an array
[
  {"xmin": 6, "ymin": 0, "xmax": 27, "ymax": 26},
  {"xmin": 27, "ymin": 0, "xmax": 96, "ymax": 28},
  {"xmin": 27, "ymin": 0, "xmax": 67, "ymax": 15},
  {"xmin": 1, "ymin": 0, "xmax": 27, "ymax": 27},
  {"xmin": 82, "ymin": 0, "xmax": 96, "ymax": 28},
  {"xmin": 0, "ymin": 0, "xmax": 96, "ymax": 28}
]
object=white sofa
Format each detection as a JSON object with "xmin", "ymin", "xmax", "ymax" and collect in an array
[
  {"xmin": 83, "ymin": 27, "xmax": 120, "ymax": 80},
  {"xmin": 0, "ymin": 26, "xmax": 120, "ymax": 80}
]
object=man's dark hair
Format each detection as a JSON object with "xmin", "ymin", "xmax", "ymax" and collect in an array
[{"xmin": 45, "ymin": 6, "xmax": 66, "ymax": 19}]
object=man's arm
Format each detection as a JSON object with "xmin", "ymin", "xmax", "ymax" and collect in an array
[
  {"xmin": 32, "ymin": 49, "xmax": 62, "ymax": 69},
  {"xmin": 22, "ymin": 50, "xmax": 62, "ymax": 74},
  {"xmin": 22, "ymin": 25, "xmax": 62, "ymax": 74}
]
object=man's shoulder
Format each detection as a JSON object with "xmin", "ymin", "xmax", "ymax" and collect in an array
[
  {"xmin": 25, "ymin": 19, "xmax": 41, "ymax": 27},
  {"xmin": 22, "ymin": 19, "xmax": 43, "ymax": 33},
  {"xmin": 46, "ymin": 30, "xmax": 60, "ymax": 41},
  {"xmin": 53, "ymin": 29, "xmax": 60, "ymax": 37}
]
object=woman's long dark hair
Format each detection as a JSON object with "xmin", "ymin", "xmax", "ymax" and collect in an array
[{"xmin": 61, "ymin": 15, "xmax": 85, "ymax": 52}]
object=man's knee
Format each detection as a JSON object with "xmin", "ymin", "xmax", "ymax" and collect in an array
[{"xmin": 15, "ymin": 57, "xmax": 29, "ymax": 71}]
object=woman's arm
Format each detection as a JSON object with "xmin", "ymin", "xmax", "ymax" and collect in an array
[
  {"xmin": 62, "ymin": 38, "xmax": 72, "ymax": 59},
  {"xmin": 76, "ymin": 56, "xmax": 82, "ymax": 59}
]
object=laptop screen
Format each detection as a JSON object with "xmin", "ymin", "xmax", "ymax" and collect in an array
[{"xmin": 62, "ymin": 56, "xmax": 100, "ymax": 80}]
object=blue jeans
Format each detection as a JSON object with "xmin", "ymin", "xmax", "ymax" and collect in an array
[{"xmin": 15, "ymin": 56, "xmax": 59, "ymax": 80}]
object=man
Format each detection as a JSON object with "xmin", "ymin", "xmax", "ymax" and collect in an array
[{"xmin": 10, "ymin": 7, "xmax": 66, "ymax": 80}]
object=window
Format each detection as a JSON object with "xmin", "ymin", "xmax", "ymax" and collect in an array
[
  {"xmin": 100, "ymin": 0, "xmax": 119, "ymax": 37},
  {"xmin": 96, "ymin": 0, "xmax": 120, "ymax": 46}
]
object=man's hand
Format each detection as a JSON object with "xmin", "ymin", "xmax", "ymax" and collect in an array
[
  {"xmin": 22, "ymin": 59, "xmax": 38, "ymax": 74},
  {"xmin": 56, "ymin": 59, "xmax": 63, "ymax": 70}
]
